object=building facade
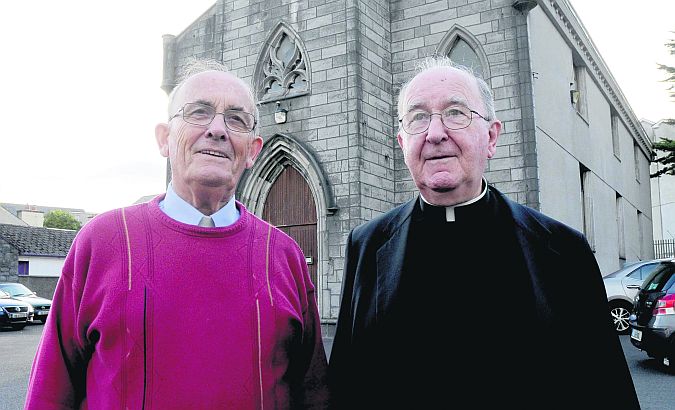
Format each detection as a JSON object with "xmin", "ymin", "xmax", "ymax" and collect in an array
[
  {"xmin": 162, "ymin": 0, "xmax": 653, "ymax": 324},
  {"xmin": 0, "ymin": 224, "xmax": 76, "ymax": 298}
]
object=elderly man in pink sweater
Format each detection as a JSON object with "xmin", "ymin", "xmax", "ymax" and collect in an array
[{"xmin": 25, "ymin": 60, "xmax": 329, "ymax": 409}]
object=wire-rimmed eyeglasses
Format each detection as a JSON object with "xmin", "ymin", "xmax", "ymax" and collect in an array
[
  {"xmin": 399, "ymin": 105, "xmax": 489, "ymax": 135},
  {"xmin": 170, "ymin": 102, "xmax": 256, "ymax": 133}
]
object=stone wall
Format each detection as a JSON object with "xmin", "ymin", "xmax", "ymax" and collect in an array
[
  {"xmin": 162, "ymin": 0, "xmax": 544, "ymax": 321},
  {"xmin": 0, "ymin": 237, "xmax": 18, "ymax": 283},
  {"xmin": 390, "ymin": 0, "xmax": 539, "ymax": 208}
]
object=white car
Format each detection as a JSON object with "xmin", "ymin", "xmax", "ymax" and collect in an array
[{"xmin": 603, "ymin": 259, "xmax": 674, "ymax": 334}]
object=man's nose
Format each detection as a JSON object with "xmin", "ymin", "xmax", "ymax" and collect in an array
[
  {"xmin": 425, "ymin": 114, "xmax": 448, "ymax": 144},
  {"xmin": 206, "ymin": 114, "xmax": 228, "ymax": 140}
]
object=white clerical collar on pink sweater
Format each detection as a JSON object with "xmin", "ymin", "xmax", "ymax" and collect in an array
[
  {"xmin": 158, "ymin": 183, "xmax": 240, "ymax": 227},
  {"xmin": 419, "ymin": 178, "xmax": 488, "ymax": 222}
]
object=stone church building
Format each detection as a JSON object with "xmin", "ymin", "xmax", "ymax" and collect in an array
[{"xmin": 161, "ymin": 0, "xmax": 654, "ymax": 326}]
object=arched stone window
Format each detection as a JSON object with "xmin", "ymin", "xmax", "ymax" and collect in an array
[
  {"xmin": 436, "ymin": 25, "xmax": 490, "ymax": 79},
  {"xmin": 254, "ymin": 22, "xmax": 311, "ymax": 103}
]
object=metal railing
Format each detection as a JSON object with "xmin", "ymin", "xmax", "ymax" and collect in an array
[{"xmin": 654, "ymin": 239, "xmax": 675, "ymax": 259}]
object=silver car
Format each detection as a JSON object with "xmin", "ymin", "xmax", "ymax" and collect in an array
[{"xmin": 603, "ymin": 259, "xmax": 674, "ymax": 334}]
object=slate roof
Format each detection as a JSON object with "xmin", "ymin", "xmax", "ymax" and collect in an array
[{"xmin": 0, "ymin": 224, "xmax": 77, "ymax": 257}]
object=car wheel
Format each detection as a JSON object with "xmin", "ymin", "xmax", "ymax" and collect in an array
[
  {"xmin": 609, "ymin": 302, "xmax": 632, "ymax": 334},
  {"xmin": 11, "ymin": 323, "xmax": 26, "ymax": 331}
]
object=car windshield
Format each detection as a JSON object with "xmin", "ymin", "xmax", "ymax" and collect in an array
[
  {"xmin": 0, "ymin": 283, "xmax": 34, "ymax": 297},
  {"xmin": 641, "ymin": 263, "xmax": 675, "ymax": 293}
]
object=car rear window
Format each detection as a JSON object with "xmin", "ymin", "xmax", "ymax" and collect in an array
[
  {"xmin": 642, "ymin": 263, "xmax": 675, "ymax": 293},
  {"xmin": 605, "ymin": 262, "xmax": 641, "ymax": 278}
]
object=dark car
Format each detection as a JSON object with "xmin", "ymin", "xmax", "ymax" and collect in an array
[
  {"xmin": 0, "ymin": 289, "xmax": 33, "ymax": 330},
  {"xmin": 0, "ymin": 283, "xmax": 52, "ymax": 323},
  {"xmin": 603, "ymin": 259, "xmax": 673, "ymax": 334},
  {"xmin": 629, "ymin": 260, "xmax": 675, "ymax": 370}
]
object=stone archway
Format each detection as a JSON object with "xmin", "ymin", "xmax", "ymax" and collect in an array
[
  {"xmin": 237, "ymin": 134, "xmax": 336, "ymax": 316},
  {"xmin": 262, "ymin": 166, "xmax": 318, "ymax": 289}
]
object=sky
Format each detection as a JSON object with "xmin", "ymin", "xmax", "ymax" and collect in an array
[{"xmin": 0, "ymin": 0, "xmax": 673, "ymax": 214}]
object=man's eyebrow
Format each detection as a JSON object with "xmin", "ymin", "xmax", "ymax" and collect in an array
[
  {"xmin": 406, "ymin": 97, "xmax": 469, "ymax": 113},
  {"xmin": 193, "ymin": 99, "xmax": 214, "ymax": 107},
  {"xmin": 190, "ymin": 100, "xmax": 250, "ymax": 113},
  {"xmin": 445, "ymin": 97, "xmax": 469, "ymax": 108},
  {"xmin": 224, "ymin": 105, "xmax": 247, "ymax": 112}
]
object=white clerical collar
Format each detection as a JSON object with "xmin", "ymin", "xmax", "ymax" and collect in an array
[
  {"xmin": 420, "ymin": 179, "xmax": 488, "ymax": 222},
  {"xmin": 158, "ymin": 183, "xmax": 240, "ymax": 227}
]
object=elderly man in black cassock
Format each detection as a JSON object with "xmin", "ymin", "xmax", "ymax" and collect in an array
[{"xmin": 328, "ymin": 56, "xmax": 639, "ymax": 409}]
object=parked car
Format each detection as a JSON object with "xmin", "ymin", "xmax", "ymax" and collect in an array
[
  {"xmin": 603, "ymin": 259, "xmax": 673, "ymax": 334},
  {"xmin": 629, "ymin": 259, "xmax": 675, "ymax": 370},
  {"xmin": 0, "ymin": 289, "xmax": 33, "ymax": 330},
  {"xmin": 0, "ymin": 283, "xmax": 52, "ymax": 323}
]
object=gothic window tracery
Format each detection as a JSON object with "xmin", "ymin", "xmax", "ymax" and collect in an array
[{"xmin": 256, "ymin": 23, "xmax": 310, "ymax": 103}]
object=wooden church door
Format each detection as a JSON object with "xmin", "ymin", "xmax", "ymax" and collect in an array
[{"xmin": 262, "ymin": 166, "xmax": 318, "ymax": 291}]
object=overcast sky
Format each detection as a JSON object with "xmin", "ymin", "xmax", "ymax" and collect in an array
[{"xmin": 0, "ymin": 0, "xmax": 673, "ymax": 214}]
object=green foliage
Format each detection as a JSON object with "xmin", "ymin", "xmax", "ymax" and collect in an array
[
  {"xmin": 651, "ymin": 138, "xmax": 675, "ymax": 178},
  {"xmin": 651, "ymin": 36, "xmax": 675, "ymax": 177},
  {"xmin": 43, "ymin": 210, "xmax": 82, "ymax": 230}
]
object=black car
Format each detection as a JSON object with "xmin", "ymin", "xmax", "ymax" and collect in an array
[
  {"xmin": 0, "ymin": 289, "xmax": 33, "ymax": 330},
  {"xmin": 0, "ymin": 283, "xmax": 52, "ymax": 323},
  {"xmin": 629, "ymin": 260, "xmax": 675, "ymax": 370}
]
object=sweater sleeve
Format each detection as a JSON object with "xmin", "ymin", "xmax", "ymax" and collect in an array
[
  {"xmin": 24, "ymin": 233, "xmax": 92, "ymax": 410},
  {"xmin": 284, "ymin": 237, "xmax": 330, "ymax": 409}
]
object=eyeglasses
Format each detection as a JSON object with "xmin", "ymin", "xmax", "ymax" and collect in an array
[
  {"xmin": 170, "ymin": 102, "xmax": 256, "ymax": 133},
  {"xmin": 398, "ymin": 105, "xmax": 489, "ymax": 135}
]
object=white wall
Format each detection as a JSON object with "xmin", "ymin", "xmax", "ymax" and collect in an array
[
  {"xmin": 528, "ymin": 7, "xmax": 653, "ymax": 274},
  {"xmin": 20, "ymin": 256, "xmax": 65, "ymax": 277},
  {"xmin": 648, "ymin": 121, "xmax": 675, "ymax": 240},
  {"xmin": 18, "ymin": 210, "xmax": 45, "ymax": 227}
]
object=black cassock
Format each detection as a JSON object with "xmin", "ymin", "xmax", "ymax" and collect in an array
[{"xmin": 329, "ymin": 186, "xmax": 639, "ymax": 409}]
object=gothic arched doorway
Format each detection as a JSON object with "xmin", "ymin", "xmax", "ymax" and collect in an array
[{"xmin": 262, "ymin": 166, "xmax": 318, "ymax": 290}]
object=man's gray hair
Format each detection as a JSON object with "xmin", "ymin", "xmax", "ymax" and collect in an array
[
  {"xmin": 397, "ymin": 56, "xmax": 496, "ymax": 123},
  {"xmin": 167, "ymin": 57, "xmax": 259, "ymax": 131}
]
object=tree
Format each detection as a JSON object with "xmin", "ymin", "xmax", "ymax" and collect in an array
[
  {"xmin": 43, "ymin": 210, "xmax": 82, "ymax": 230},
  {"xmin": 651, "ymin": 35, "xmax": 675, "ymax": 178}
]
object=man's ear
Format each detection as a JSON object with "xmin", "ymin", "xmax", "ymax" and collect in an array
[
  {"xmin": 245, "ymin": 135, "xmax": 264, "ymax": 169},
  {"xmin": 155, "ymin": 123, "xmax": 170, "ymax": 158},
  {"xmin": 486, "ymin": 120, "xmax": 502, "ymax": 159},
  {"xmin": 396, "ymin": 132, "xmax": 404, "ymax": 151}
]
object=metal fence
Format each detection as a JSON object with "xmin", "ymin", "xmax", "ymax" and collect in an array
[{"xmin": 654, "ymin": 239, "xmax": 675, "ymax": 259}]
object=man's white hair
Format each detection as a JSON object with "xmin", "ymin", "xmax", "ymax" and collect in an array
[
  {"xmin": 167, "ymin": 57, "xmax": 259, "ymax": 130},
  {"xmin": 396, "ymin": 56, "xmax": 496, "ymax": 124}
]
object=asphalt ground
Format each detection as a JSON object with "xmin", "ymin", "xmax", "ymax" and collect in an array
[{"xmin": 1, "ymin": 325, "xmax": 672, "ymax": 410}]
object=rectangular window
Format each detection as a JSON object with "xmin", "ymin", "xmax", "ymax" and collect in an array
[
  {"xmin": 616, "ymin": 194, "xmax": 625, "ymax": 263},
  {"xmin": 573, "ymin": 64, "xmax": 588, "ymax": 119},
  {"xmin": 580, "ymin": 166, "xmax": 595, "ymax": 251},
  {"xmin": 611, "ymin": 111, "xmax": 620, "ymax": 159},
  {"xmin": 634, "ymin": 143, "xmax": 641, "ymax": 182},
  {"xmin": 18, "ymin": 261, "xmax": 29, "ymax": 276},
  {"xmin": 637, "ymin": 211, "xmax": 644, "ymax": 259}
]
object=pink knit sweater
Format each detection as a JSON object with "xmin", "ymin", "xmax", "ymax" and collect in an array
[{"xmin": 25, "ymin": 197, "xmax": 329, "ymax": 409}]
